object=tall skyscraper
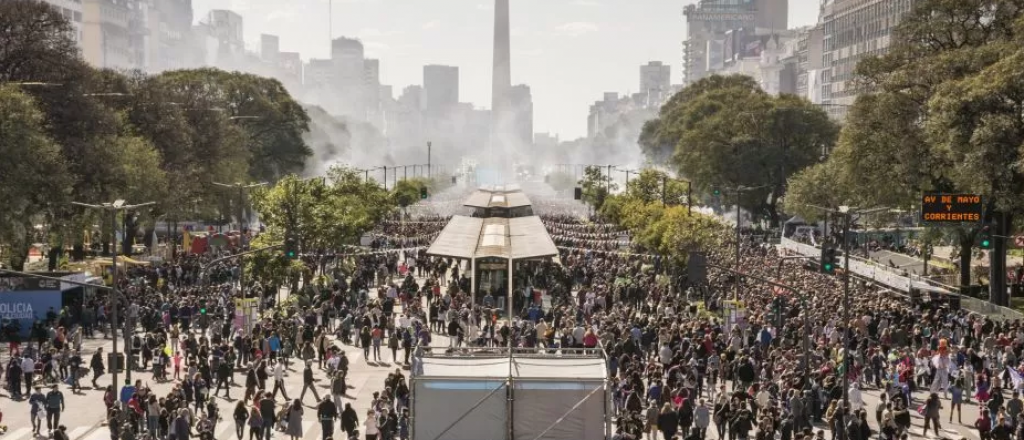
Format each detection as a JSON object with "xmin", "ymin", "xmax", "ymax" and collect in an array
[
  {"xmin": 423, "ymin": 65, "xmax": 460, "ymax": 114},
  {"xmin": 491, "ymin": 0, "xmax": 512, "ymax": 126},
  {"xmin": 640, "ymin": 61, "xmax": 671, "ymax": 106},
  {"xmin": 261, "ymin": 34, "xmax": 280, "ymax": 62},
  {"xmin": 681, "ymin": 0, "xmax": 788, "ymax": 84},
  {"xmin": 819, "ymin": 0, "xmax": 915, "ymax": 119},
  {"xmin": 331, "ymin": 37, "xmax": 366, "ymax": 120}
]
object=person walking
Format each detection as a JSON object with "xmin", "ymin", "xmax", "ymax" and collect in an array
[
  {"xmin": 45, "ymin": 384, "xmax": 65, "ymax": 435},
  {"xmin": 90, "ymin": 347, "xmax": 105, "ymax": 389},
  {"xmin": 247, "ymin": 404, "xmax": 263, "ymax": 440},
  {"xmin": 233, "ymin": 400, "xmax": 248, "ymax": 440},
  {"xmin": 331, "ymin": 371, "xmax": 347, "ymax": 414},
  {"xmin": 950, "ymin": 379, "xmax": 964, "ymax": 424},
  {"xmin": 318, "ymin": 396, "xmax": 339, "ymax": 440},
  {"xmin": 22, "ymin": 354, "xmax": 36, "ymax": 395},
  {"xmin": 271, "ymin": 360, "xmax": 290, "ymax": 400},
  {"xmin": 923, "ymin": 392, "xmax": 942, "ymax": 438},
  {"xmin": 28, "ymin": 385, "xmax": 44, "ymax": 435},
  {"xmin": 300, "ymin": 360, "xmax": 321, "ymax": 405},
  {"xmin": 341, "ymin": 403, "xmax": 359, "ymax": 438},
  {"xmin": 285, "ymin": 399, "xmax": 304, "ymax": 440}
]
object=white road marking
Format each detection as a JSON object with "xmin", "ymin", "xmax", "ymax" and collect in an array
[{"xmin": 3, "ymin": 427, "xmax": 33, "ymax": 440}]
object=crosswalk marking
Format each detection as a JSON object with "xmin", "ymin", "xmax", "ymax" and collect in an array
[
  {"xmin": 80, "ymin": 427, "xmax": 109, "ymax": 440},
  {"xmin": 216, "ymin": 419, "xmax": 237, "ymax": 439},
  {"xmin": 68, "ymin": 426, "xmax": 93, "ymax": 439},
  {"xmin": 3, "ymin": 427, "xmax": 32, "ymax": 440}
]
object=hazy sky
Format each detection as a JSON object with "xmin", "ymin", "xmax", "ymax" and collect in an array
[{"xmin": 192, "ymin": 0, "xmax": 821, "ymax": 139}]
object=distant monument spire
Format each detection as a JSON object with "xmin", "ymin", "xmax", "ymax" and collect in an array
[{"xmin": 492, "ymin": 0, "xmax": 511, "ymax": 121}]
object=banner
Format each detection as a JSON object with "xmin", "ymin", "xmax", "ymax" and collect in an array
[
  {"xmin": 0, "ymin": 290, "xmax": 62, "ymax": 336},
  {"xmin": 233, "ymin": 298, "xmax": 259, "ymax": 333}
]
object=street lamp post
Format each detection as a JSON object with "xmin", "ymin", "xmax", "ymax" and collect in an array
[
  {"xmin": 801, "ymin": 203, "xmax": 889, "ymax": 434},
  {"xmin": 212, "ymin": 182, "xmax": 268, "ymax": 298},
  {"xmin": 71, "ymin": 199, "xmax": 155, "ymax": 382},
  {"xmin": 617, "ymin": 168, "xmax": 637, "ymax": 186}
]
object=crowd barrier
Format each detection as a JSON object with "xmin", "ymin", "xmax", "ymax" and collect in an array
[{"xmin": 778, "ymin": 237, "xmax": 1024, "ymax": 320}]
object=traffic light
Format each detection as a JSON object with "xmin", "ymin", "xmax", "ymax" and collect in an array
[
  {"xmin": 573, "ymin": 187, "xmax": 583, "ymax": 200},
  {"xmin": 713, "ymin": 188, "xmax": 721, "ymax": 196},
  {"xmin": 284, "ymin": 233, "xmax": 298, "ymax": 259},
  {"xmin": 200, "ymin": 307, "xmax": 207, "ymax": 315},
  {"xmin": 419, "ymin": 186, "xmax": 428, "ymax": 199},
  {"xmin": 820, "ymin": 244, "xmax": 838, "ymax": 273},
  {"xmin": 979, "ymin": 225, "xmax": 993, "ymax": 249},
  {"xmin": 451, "ymin": 175, "xmax": 457, "ymax": 184}
]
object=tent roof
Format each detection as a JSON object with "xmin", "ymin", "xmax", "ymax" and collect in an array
[
  {"xmin": 423, "ymin": 216, "xmax": 483, "ymax": 260},
  {"xmin": 463, "ymin": 190, "xmax": 532, "ymax": 209},
  {"xmin": 425, "ymin": 215, "xmax": 557, "ymax": 261},
  {"xmin": 416, "ymin": 355, "xmax": 607, "ymax": 380}
]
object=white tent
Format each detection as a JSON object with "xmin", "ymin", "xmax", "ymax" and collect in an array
[{"xmin": 411, "ymin": 350, "xmax": 609, "ymax": 440}]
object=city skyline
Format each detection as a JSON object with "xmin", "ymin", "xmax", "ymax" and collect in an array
[{"xmin": 192, "ymin": 0, "xmax": 820, "ymax": 140}]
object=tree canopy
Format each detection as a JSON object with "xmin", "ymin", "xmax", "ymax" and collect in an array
[
  {"xmin": 0, "ymin": 0, "xmax": 317, "ymax": 267},
  {"xmin": 784, "ymin": 0, "xmax": 1024, "ymax": 292},
  {"xmin": 641, "ymin": 74, "xmax": 838, "ymax": 225}
]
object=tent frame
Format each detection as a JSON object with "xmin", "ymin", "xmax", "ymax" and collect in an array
[{"xmin": 410, "ymin": 346, "xmax": 610, "ymax": 440}]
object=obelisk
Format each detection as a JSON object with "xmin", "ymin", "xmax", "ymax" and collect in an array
[
  {"xmin": 490, "ymin": 0, "xmax": 512, "ymax": 176},
  {"xmin": 492, "ymin": 0, "xmax": 511, "ymax": 119}
]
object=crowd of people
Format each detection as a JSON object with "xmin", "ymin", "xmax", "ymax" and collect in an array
[{"xmin": 9, "ymin": 196, "xmax": 1024, "ymax": 440}]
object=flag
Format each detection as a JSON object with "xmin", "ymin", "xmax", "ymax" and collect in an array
[
  {"xmin": 1008, "ymin": 367, "xmax": 1024, "ymax": 389},
  {"xmin": 182, "ymin": 230, "xmax": 191, "ymax": 253}
]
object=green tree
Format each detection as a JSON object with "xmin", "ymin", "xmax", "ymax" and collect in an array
[
  {"xmin": 643, "ymin": 74, "xmax": 837, "ymax": 226},
  {"xmin": 640, "ymin": 75, "xmax": 761, "ymax": 162},
  {"xmin": 251, "ymin": 169, "xmax": 396, "ymax": 260},
  {"xmin": 578, "ymin": 165, "xmax": 618, "ymax": 209},
  {"xmin": 157, "ymin": 68, "xmax": 312, "ymax": 182},
  {"xmin": 392, "ymin": 179, "xmax": 425, "ymax": 209},
  {"xmin": 822, "ymin": 0, "xmax": 1024, "ymax": 291},
  {"xmin": 782, "ymin": 160, "xmax": 854, "ymax": 222},
  {"xmin": 0, "ymin": 84, "xmax": 70, "ymax": 269}
]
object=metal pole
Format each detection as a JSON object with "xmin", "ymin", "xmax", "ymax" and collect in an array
[
  {"xmin": 404, "ymin": 166, "xmax": 408, "ymax": 180},
  {"xmin": 427, "ymin": 141, "xmax": 432, "ymax": 178},
  {"xmin": 662, "ymin": 176, "xmax": 667, "ymax": 207},
  {"xmin": 364, "ymin": 170, "xmax": 369, "ymax": 183},
  {"xmin": 507, "ymin": 258, "xmax": 514, "ymax": 324},
  {"xmin": 735, "ymin": 189, "xmax": 741, "ymax": 301},
  {"xmin": 841, "ymin": 211, "xmax": 851, "ymax": 422},
  {"xmin": 109, "ymin": 212, "xmax": 121, "ymax": 389},
  {"xmin": 606, "ymin": 165, "xmax": 612, "ymax": 194},
  {"xmin": 112, "ymin": 209, "xmax": 133, "ymax": 383},
  {"xmin": 687, "ymin": 181, "xmax": 692, "ymax": 215},
  {"xmin": 382, "ymin": 166, "xmax": 387, "ymax": 190}
]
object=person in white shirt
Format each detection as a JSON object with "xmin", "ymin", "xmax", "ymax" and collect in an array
[
  {"xmin": 271, "ymin": 360, "xmax": 289, "ymax": 400},
  {"xmin": 535, "ymin": 320, "xmax": 549, "ymax": 347},
  {"xmin": 659, "ymin": 344, "xmax": 673, "ymax": 365},
  {"xmin": 22, "ymin": 355, "xmax": 36, "ymax": 395}
]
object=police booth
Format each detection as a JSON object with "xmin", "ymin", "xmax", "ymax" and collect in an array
[{"xmin": 0, "ymin": 272, "xmax": 91, "ymax": 338}]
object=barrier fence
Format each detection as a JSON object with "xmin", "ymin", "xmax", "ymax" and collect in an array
[{"xmin": 778, "ymin": 237, "xmax": 1024, "ymax": 320}]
